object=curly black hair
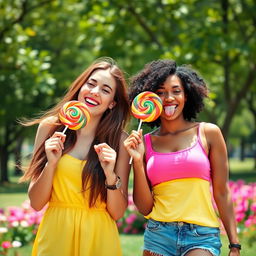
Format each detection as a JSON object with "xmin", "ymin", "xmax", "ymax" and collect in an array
[{"xmin": 129, "ymin": 59, "xmax": 208, "ymax": 127}]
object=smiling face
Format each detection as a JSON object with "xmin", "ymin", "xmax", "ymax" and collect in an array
[
  {"xmin": 77, "ymin": 68, "xmax": 117, "ymax": 117},
  {"xmin": 156, "ymin": 75, "xmax": 186, "ymax": 121}
]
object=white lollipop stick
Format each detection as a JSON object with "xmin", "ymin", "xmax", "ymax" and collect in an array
[
  {"xmin": 62, "ymin": 125, "xmax": 68, "ymax": 134},
  {"xmin": 129, "ymin": 119, "xmax": 143, "ymax": 165}
]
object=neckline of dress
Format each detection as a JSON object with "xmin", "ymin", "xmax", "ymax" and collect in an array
[{"xmin": 65, "ymin": 154, "xmax": 86, "ymax": 162}]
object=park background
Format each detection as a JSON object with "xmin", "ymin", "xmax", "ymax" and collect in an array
[{"xmin": 0, "ymin": 0, "xmax": 255, "ymax": 255}]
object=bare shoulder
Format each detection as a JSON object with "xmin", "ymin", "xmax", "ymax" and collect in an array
[
  {"xmin": 39, "ymin": 116, "xmax": 58, "ymax": 128},
  {"xmin": 204, "ymin": 122, "xmax": 222, "ymax": 135},
  {"xmin": 203, "ymin": 122, "xmax": 224, "ymax": 143}
]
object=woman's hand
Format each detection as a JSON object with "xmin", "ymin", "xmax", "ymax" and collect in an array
[
  {"xmin": 94, "ymin": 143, "xmax": 117, "ymax": 178},
  {"xmin": 229, "ymin": 248, "xmax": 240, "ymax": 256},
  {"xmin": 123, "ymin": 129, "xmax": 145, "ymax": 163},
  {"xmin": 45, "ymin": 132, "xmax": 66, "ymax": 166}
]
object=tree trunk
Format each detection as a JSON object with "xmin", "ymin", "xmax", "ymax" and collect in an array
[
  {"xmin": 0, "ymin": 145, "xmax": 9, "ymax": 182},
  {"xmin": 0, "ymin": 124, "xmax": 11, "ymax": 183},
  {"xmin": 14, "ymin": 136, "xmax": 24, "ymax": 176},
  {"xmin": 240, "ymin": 138, "xmax": 245, "ymax": 161}
]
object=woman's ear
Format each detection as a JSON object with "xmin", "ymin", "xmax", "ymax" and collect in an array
[{"xmin": 109, "ymin": 101, "xmax": 116, "ymax": 110}]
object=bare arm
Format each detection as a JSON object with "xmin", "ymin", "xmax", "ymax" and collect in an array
[
  {"xmin": 95, "ymin": 132, "xmax": 131, "ymax": 220},
  {"xmin": 28, "ymin": 117, "xmax": 65, "ymax": 211},
  {"xmin": 124, "ymin": 130, "xmax": 154, "ymax": 215},
  {"xmin": 205, "ymin": 123, "xmax": 240, "ymax": 255}
]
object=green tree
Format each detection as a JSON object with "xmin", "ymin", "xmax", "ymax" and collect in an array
[
  {"xmin": 75, "ymin": 0, "xmax": 256, "ymax": 140},
  {"xmin": 1, "ymin": 0, "xmax": 255, "ymax": 182}
]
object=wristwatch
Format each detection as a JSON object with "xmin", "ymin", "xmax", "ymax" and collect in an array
[
  {"xmin": 228, "ymin": 243, "xmax": 241, "ymax": 250},
  {"xmin": 105, "ymin": 175, "xmax": 122, "ymax": 190}
]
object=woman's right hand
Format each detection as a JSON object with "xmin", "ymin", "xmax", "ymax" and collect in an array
[
  {"xmin": 123, "ymin": 129, "xmax": 145, "ymax": 162},
  {"xmin": 44, "ymin": 132, "xmax": 66, "ymax": 166}
]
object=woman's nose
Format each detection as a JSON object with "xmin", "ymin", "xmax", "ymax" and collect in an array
[
  {"xmin": 90, "ymin": 86, "xmax": 99, "ymax": 96},
  {"xmin": 165, "ymin": 92, "xmax": 175, "ymax": 101}
]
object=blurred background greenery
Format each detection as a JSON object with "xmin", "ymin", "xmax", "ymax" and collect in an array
[
  {"xmin": 0, "ymin": 0, "xmax": 255, "ymax": 183},
  {"xmin": 0, "ymin": 0, "xmax": 256, "ymax": 255}
]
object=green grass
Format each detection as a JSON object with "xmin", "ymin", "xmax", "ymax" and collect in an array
[
  {"xmin": 229, "ymin": 158, "xmax": 254, "ymax": 173},
  {"xmin": 229, "ymin": 158, "xmax": 256, "ymax": 182},
  {"xmin": 0, "ymin": 193, "xmax": 28, "ymax": 208}
]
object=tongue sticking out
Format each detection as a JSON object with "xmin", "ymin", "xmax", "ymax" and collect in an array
[{"xmin": 164, "ymin": 105, "xmax": 176, "ymax": 117}]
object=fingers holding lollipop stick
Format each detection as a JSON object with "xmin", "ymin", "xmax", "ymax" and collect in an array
[
  {"xmin": 48, "ymin": 100, "xmax": 91, "ymax": 159},
  {"xmin": 129, "ymin": 91, "xmax": 163, "ymax": 164}
]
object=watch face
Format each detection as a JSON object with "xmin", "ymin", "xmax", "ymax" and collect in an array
[
  {"xmin": 105, "ymin": 176, "xmax": 122, "ymax": 190},
  {"xmin": 116, "ymin": 178, "xmax": 122, "ymax": 189}
]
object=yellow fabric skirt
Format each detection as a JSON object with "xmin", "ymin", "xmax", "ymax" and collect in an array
[{"xmin": 32, "ymin": 154, "xmax": 122, "ymax": 256}]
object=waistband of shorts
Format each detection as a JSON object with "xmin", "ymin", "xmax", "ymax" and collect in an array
[
  {"xmin": 149, "ymin": 219, "xmax": 210, "ymax": 229},
  {"xmin": 48, "ymin": 201, "xmax": 106, "ymax": 211}
]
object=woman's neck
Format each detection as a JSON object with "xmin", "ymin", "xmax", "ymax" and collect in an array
[
  {"xmin": 67, "ymin": 117, "xmax": 100, "ymax": 160},
  {"xmin": 159, "ymin": 118, "xmax": 194, "ymax": 135},
  {"xmin": 76, "ymin": 116, "xmax": 100, "ymax": 138}
]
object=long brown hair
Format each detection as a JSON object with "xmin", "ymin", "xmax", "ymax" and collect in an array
[{"xmin": 20, "ymin": 57, "xmax": 130, "ymax": 207}]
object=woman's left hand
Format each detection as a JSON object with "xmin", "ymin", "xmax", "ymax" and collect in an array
[
  {"xmin": 229, "ymin": 248, "xmax": 240, "ymax": 256},
  {"xmin": 94, "ymin": 143, "xmax": 117, "ymax": 177}
]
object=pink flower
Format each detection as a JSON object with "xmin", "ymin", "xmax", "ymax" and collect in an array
[
  {"xmin": 116, "ymin": 221, "xmax": 122, "ymax": 228},
  {"xmin": 1, "ymin": 241, "xmax": 12, "ymax": 249},
  {"xmin": 235, "ymin": 212, "xmax": 245, "ymax": 222},
  {"xmin": 125, "ymin": 213, "xmax": 137, "ymax": 225},
  {"xmin": 245, "ymin": 217, "xmax": 254, "ymax": 228},
  {"xmin": 250, "ymin": 203, "xmax": 256, "ymax": 212}
]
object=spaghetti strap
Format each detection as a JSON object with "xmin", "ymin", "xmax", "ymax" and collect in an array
[
  {"xmin": 197, "ymin": 122, "xmax": 203, "ymax": 143},
  {"xmin": 197, "ymin": 122, "xmax": 208, "ymax": 157}
]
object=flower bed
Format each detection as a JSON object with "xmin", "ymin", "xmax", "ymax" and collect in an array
[
  {"xmin": 1, "ymin": 180, "xmax": 256, "ymax": 254},
  {"xmin": 0, "ymin": 201, "xmax": 45, "ymax": 255},
  {"xmin": 229, "ymin": 180, "xmax": 256, "ymax": 246}
]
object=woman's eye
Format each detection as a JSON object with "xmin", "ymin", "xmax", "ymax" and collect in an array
[
  {"xmin": 156, "ymin": 91, "xmax": 164, "ymax": 95},
  {"xmin": 102, "ymin": 88, "xmax": 110, "ymax": 94},
  {"xmin": 87, "ymin": 82, "xmax": 95, "ymax": 87}
]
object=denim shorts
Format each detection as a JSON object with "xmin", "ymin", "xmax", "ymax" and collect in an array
[{"xmin": 144, "ymin": 219, "xmax": 222, "ymax": 256}]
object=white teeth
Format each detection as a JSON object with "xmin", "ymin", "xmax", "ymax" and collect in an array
[
  {"xmin": 164, "ymin": 105, "xmax": 176, "ymax": 117},
  {"xmin": 85, "ymin": 98, "xmax": 98, "ymax": 106}
]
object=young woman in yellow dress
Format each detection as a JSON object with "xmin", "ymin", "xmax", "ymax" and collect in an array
[{"xmin": 20, "ymin": 57, "xmax": 131, "ymax": 256}]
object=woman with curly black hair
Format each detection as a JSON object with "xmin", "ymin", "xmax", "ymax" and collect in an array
[{"xmin": 124, "ymin": 59, "xmax": 240, "ymax": 256}]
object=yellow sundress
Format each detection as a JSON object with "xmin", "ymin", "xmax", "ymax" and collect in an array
[{"xmin": 32, "ymin": 154, "xmax": 122, "ymax": 256}]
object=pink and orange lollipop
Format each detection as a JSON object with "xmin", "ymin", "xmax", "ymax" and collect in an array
[{"xmin": 59, "ymin": 100, "xmax": 90, "ymax": 133}]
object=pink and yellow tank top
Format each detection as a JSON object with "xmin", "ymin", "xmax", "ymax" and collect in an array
[{"xmin": 144, "ymin": 123, "xmax": 219, "ymax": 227}]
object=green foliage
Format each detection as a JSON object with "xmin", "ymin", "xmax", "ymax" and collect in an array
[{"xmin": 0, "ymin": 0, "xmax": 255, "ymax": 181}]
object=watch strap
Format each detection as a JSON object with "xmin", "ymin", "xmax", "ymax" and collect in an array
[
  {"xmin": 228, "ymin": 243, "xmax": 241, "ymax": 250},
  {"xmin": 105, "ymin": 176, "xmax": 121, "ymax": 190}
]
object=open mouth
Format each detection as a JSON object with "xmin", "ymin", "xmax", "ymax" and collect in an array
[
  {"xmin": 164, "ymin": 105, "xmax": 177, "ymax": 117},
  {"xmin": 85, "ymin": 97, "xmax": 99, "ymax": 106}
]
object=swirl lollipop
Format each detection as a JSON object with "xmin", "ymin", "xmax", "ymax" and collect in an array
[
  {"xmin": 131, "ymin": 91, "xmax": 163, "ymax": 127},
  {"xmin": 59, "ymin": 100, "xmax": 90, "ymax": 133},
  {"xmin": 129, "ymin": 91, "xmax": 163, "ymax": 163}
]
